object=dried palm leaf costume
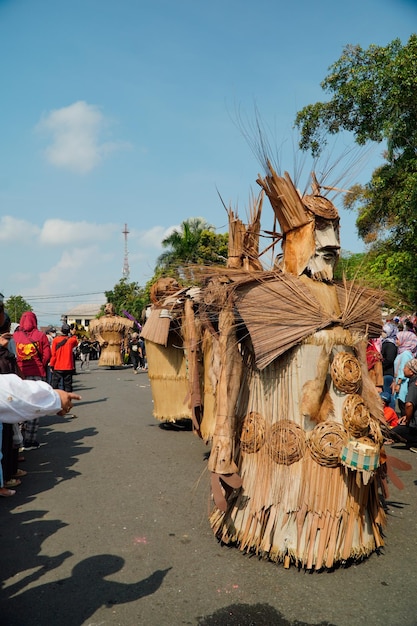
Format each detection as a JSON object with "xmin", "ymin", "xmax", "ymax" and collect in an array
[
  {"xmin": 143, "ymin": 163, "xmax": 389, "ymax": 570},
  {"xmin": 89, "ymin": 303, "xmax": 134, "ymax": 367}
]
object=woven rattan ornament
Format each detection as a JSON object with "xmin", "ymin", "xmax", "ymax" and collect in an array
[
  {"xmin": 307, "ymin": 421, "xmax": 348, "ymax": 467},
  {"xmin": 342, "ymin": 393, "xmax": 371, "ymax": 438},
  {"xmin": 240, "ymin": 411, "xmax": 266, "ymax": 453},
  {"xmin": 330, "ymin": 351, "xmax": 362, "ymax": 394},
  {"xmin": 268, "ymin": 420, "xmax": 306, "ymax": 465},
  {"xmin": 340, "ymin": 437, "xmax": 380, "ymax": 485}
]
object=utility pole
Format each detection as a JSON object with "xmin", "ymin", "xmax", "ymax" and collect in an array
[{"xmin": 122, "ymin": 223, "xmax": 130, "ymax": 280}]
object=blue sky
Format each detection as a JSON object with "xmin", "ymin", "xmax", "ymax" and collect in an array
[{"xmin": 0, "ymin": 0, "xmax": 416, "ymax": 326}]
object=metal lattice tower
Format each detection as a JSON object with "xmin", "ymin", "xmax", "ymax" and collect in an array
[{"xmin": 122, "ymin": 223, "xmax": 130, "ymax": 280}]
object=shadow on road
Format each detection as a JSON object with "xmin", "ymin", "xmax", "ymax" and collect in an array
[
  {"xmin": 197, "ymin": 603, "xmax": 336, "ymax": 625},
  {"xmin": 1, "ymin": 555, "xmax": 171, "ymax": 625}
]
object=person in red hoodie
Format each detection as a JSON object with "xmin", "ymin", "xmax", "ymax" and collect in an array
[
  {"xmin": 14, "ymin": 311, "xmax": 51, "ymax": 450},
  {"xmin": 50, "ymin": 324, "xmax": 78, "ymax": 393}
]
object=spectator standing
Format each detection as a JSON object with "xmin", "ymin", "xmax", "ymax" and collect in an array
[
  {"xmin": 78, "ymin": 337, "xmax": 91, "ymax": 371},
  {"xmin": 50, "ymin": 324, "xmax": 78, "ymax": 392},
  {"xmin": 128, "ymin": 332, "xmax": 141, "ymax": 373},
  {"xmin": 13, "ymin": 311, "xmax": 51, "ymax": 450},
  {"xmin": 138, "ymin": 336, "xmax": 147, "ymax": 370},
  {"xmin": 381, "ymin": 322, "xmax": 398, "ymax": 378},
  {"xmin": 45, "ymin": 326, "xmax": 56, "ymax": 383}
]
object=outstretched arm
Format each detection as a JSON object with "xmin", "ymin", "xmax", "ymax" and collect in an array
[{"xmin": 0, "ymin": 374, "xmax": 81, "ymax": 423}]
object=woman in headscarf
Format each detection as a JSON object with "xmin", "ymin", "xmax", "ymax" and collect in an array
[
  {"xmin": 392, "ymin": 330, "xmax": 417, "ymax": 415},
  {"xmin": 13, "ymin": 311, "xmax": 51, "ymax": 450}
]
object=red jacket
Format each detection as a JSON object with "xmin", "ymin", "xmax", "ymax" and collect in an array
[
  {"xmin": 14, "ymin": 311, "xmax": 51, "ymax": 379},
  {"xmin": 50, "ymin": 334, "xmax": 78, "ymax": 371}
]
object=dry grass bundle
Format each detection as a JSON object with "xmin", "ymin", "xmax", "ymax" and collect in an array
[
  {"xmin": 240, "ymin": 411, "xmax": 266, "ymax": 453},
  {"xmin": 330, "ymin": 351, "xmax": 362, "ymax": 394},
  {"xmin": 335, "ymin": 279, "xmax": 383, "ymax": 338},
  {"xmin": 140, "ymin": 308, "xmax": 171, "ymax": 346},
  {"xmin": 227, "ymin": 208, "xmax": 247, "ymax": 269},
  {"xmin": 199, "ymin": 328, "xmax": 219, "ymax": 442},
  {"xmin": 235, "ymin": 273, "xmax": 337, "ymax": 370},
  {"xmin": 146, "ymin": 336, "xmax": 192, "ymax": 422},
  {"xmin": 268, "ymin": 420, "xmax": 306, "ymax": 465},
  {"xmin": 368, "ymin": 418, "xmax": 384, "ymax": 445},
  {"xmin": 182, "ymin": 298, "xmax": 203, "ymax": 432},
  {"xmin": 256, "ymin": 163, "xmax": 312, "ymax": 233},
  {"xmin": 208, "ymin": 304, "xmax": 243, "ymax": 475},
  {"xmin": 307, "ymin": 421, "xmax": 348, "ymax": 467},
  {"xmin": 342, "ymin": 394, "xmax": 371, "ymax": 438}
]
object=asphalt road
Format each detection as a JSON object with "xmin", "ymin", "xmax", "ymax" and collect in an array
[{"xmin": 0, "ymin": 363, "xmax": 416, "ymax": 626}]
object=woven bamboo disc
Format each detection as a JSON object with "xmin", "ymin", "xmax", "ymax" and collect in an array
[
  {"xmin": 240, "ymin": 411, "xmax": 266, "ymax": 453},
  {"xmin": 308, "ymin": 421, "xmax": 348, "ymax": 467},
  {"xmin": 268, "ymin": 420, "xmax": 306, "ymax": 465},
  {"xmin": 330, "ymin": 351, "xmax": 362, "ymax": 394},
  {"xmin": 342, "ymin": 394, "xmax": 370, "ymax": 438},
  {"xmin": 368, "ymin": 418, "xmax": 383, "ymax": 445}
]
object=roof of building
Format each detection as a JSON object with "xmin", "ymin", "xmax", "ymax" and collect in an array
[{"xmin": 65, "ymin": 303, "xmax": 104, "ymax": 317}]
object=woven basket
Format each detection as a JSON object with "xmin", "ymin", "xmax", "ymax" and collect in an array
[
  {"xmin": 268, "ymin": 420, "xmax": 306, "ymax": 465},
  {"xmin": 308, "ymin": 421, "xmax": 348, "ymax": 467},
  {"xmin": 340, "ymin": 438, "xmax": 380, "ymax": 472},
  {"xmin": 330, "ymin": 351, "xmax": 362, "ymax": 394},
  {"xmin": 240, "ymin": 411, "xmax": 266, "ymax": 453},
  {"xmin": 342, "ymin": 394, "xmax": 370, "ymax": 438}
]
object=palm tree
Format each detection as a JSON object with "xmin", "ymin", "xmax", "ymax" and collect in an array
[{"xmin": 156, "ymin": 218, "xmax": 215, "ymax": 271}]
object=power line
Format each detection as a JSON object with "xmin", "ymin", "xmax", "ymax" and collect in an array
[{"xmin": 18, "ymin": 291, "xmax": 106, "ymax": 301}]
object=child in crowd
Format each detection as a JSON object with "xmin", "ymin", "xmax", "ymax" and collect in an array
[{"xmin": 380, "ymin": 391, "xmax": 399, "ymax": 445}]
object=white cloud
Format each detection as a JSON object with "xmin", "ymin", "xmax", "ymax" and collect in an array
[
  {"xmin": 0, "ymin": 216, "xmax": 40, "ymax": 241},
  {"xmin": 36, "ymin": 101, "xmax": 128, "ymax": 174},
  {"xmin": 137, "ymin": 224, "xmax": 179, "ymax": 249},
  {"xmin": 40, "ymin": 219, "xmax": 119, "ymax": 245}
]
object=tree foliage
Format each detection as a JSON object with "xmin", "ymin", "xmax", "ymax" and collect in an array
[
  {"xmin": 156, "ymin": 218, "xmax": 228, "ymax": 282},
  {"xmin": 104, "ymin": 278, "xmax": 148, "ymax": 324},
  {"xmin": 295, "ymin": 35, "xmax": 417, "ymax": 159},
  {"xmin": 5, "ymin": 295, "xmax": 33, "ymax": 324},
  {"xmin": 295, "ymin": 35, "xmax": 417, "ymax": 307}
]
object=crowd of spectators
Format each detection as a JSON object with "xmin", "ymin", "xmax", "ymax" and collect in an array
[
  {"xmin": 0, "ymin": 300, "xmax": 145, "ymax": 498},
  {"xmin": 369, "ymin": 314, "xmax": 417, "ymax": 450}
]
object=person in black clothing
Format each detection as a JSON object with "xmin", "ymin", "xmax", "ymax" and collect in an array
[
  {"xmin": 128, "ymin": 333, "xmax": 141, "ymax": 374},
  {"xmin": 79, "ymin": 337, "xmax": 91, "ymax": 371},
  {"xmin": 381, "ymin": 322, "xmax": 398, "ymax": 408},
  {"xmin": 381, "ymin": 322, "xmax": 398, "ymax": 377},
  {"xmin": 0, "ymin": 312, "xmax": 24, "ymax": 493},
  {"xmin": 138, "ymin": 336, "xmax": 146, "ymax": 370}
]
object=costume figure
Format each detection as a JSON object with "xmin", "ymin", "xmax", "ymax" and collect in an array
[
  {"xmin": 89, "ymin": 304, "xmax": 133, "ymax": 367},
  {"xmin": 143, "ymin": 164, "xmax": 388, "ymax": 570},
  {"xmin": 207, "ymin": 166, "xmax": 386, "ymax": 570}
]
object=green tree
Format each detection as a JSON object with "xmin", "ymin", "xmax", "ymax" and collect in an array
[
  {"xmin": 5, "ymin": 295, "xmax": 32, "ymax": 323},
  {"xmin": 156, "ymin": 218, "xmax": 227, "ymax": 280},
  {"xmin": 104, "ymin": 278, "xmax": 148, "ymax": 324},
  {"xmin": 295, "ymin": 35, "xmax": 417, "ymax": 307}
]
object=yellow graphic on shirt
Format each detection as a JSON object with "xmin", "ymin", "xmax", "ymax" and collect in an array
[{"xmin": 16, "ymin": 342, "xmax": 38, "ymax": 360}]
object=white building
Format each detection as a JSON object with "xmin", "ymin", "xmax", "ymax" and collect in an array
[{"xmin": 65, "ymin": 303, "xmax": 104, "ymax": 329}]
